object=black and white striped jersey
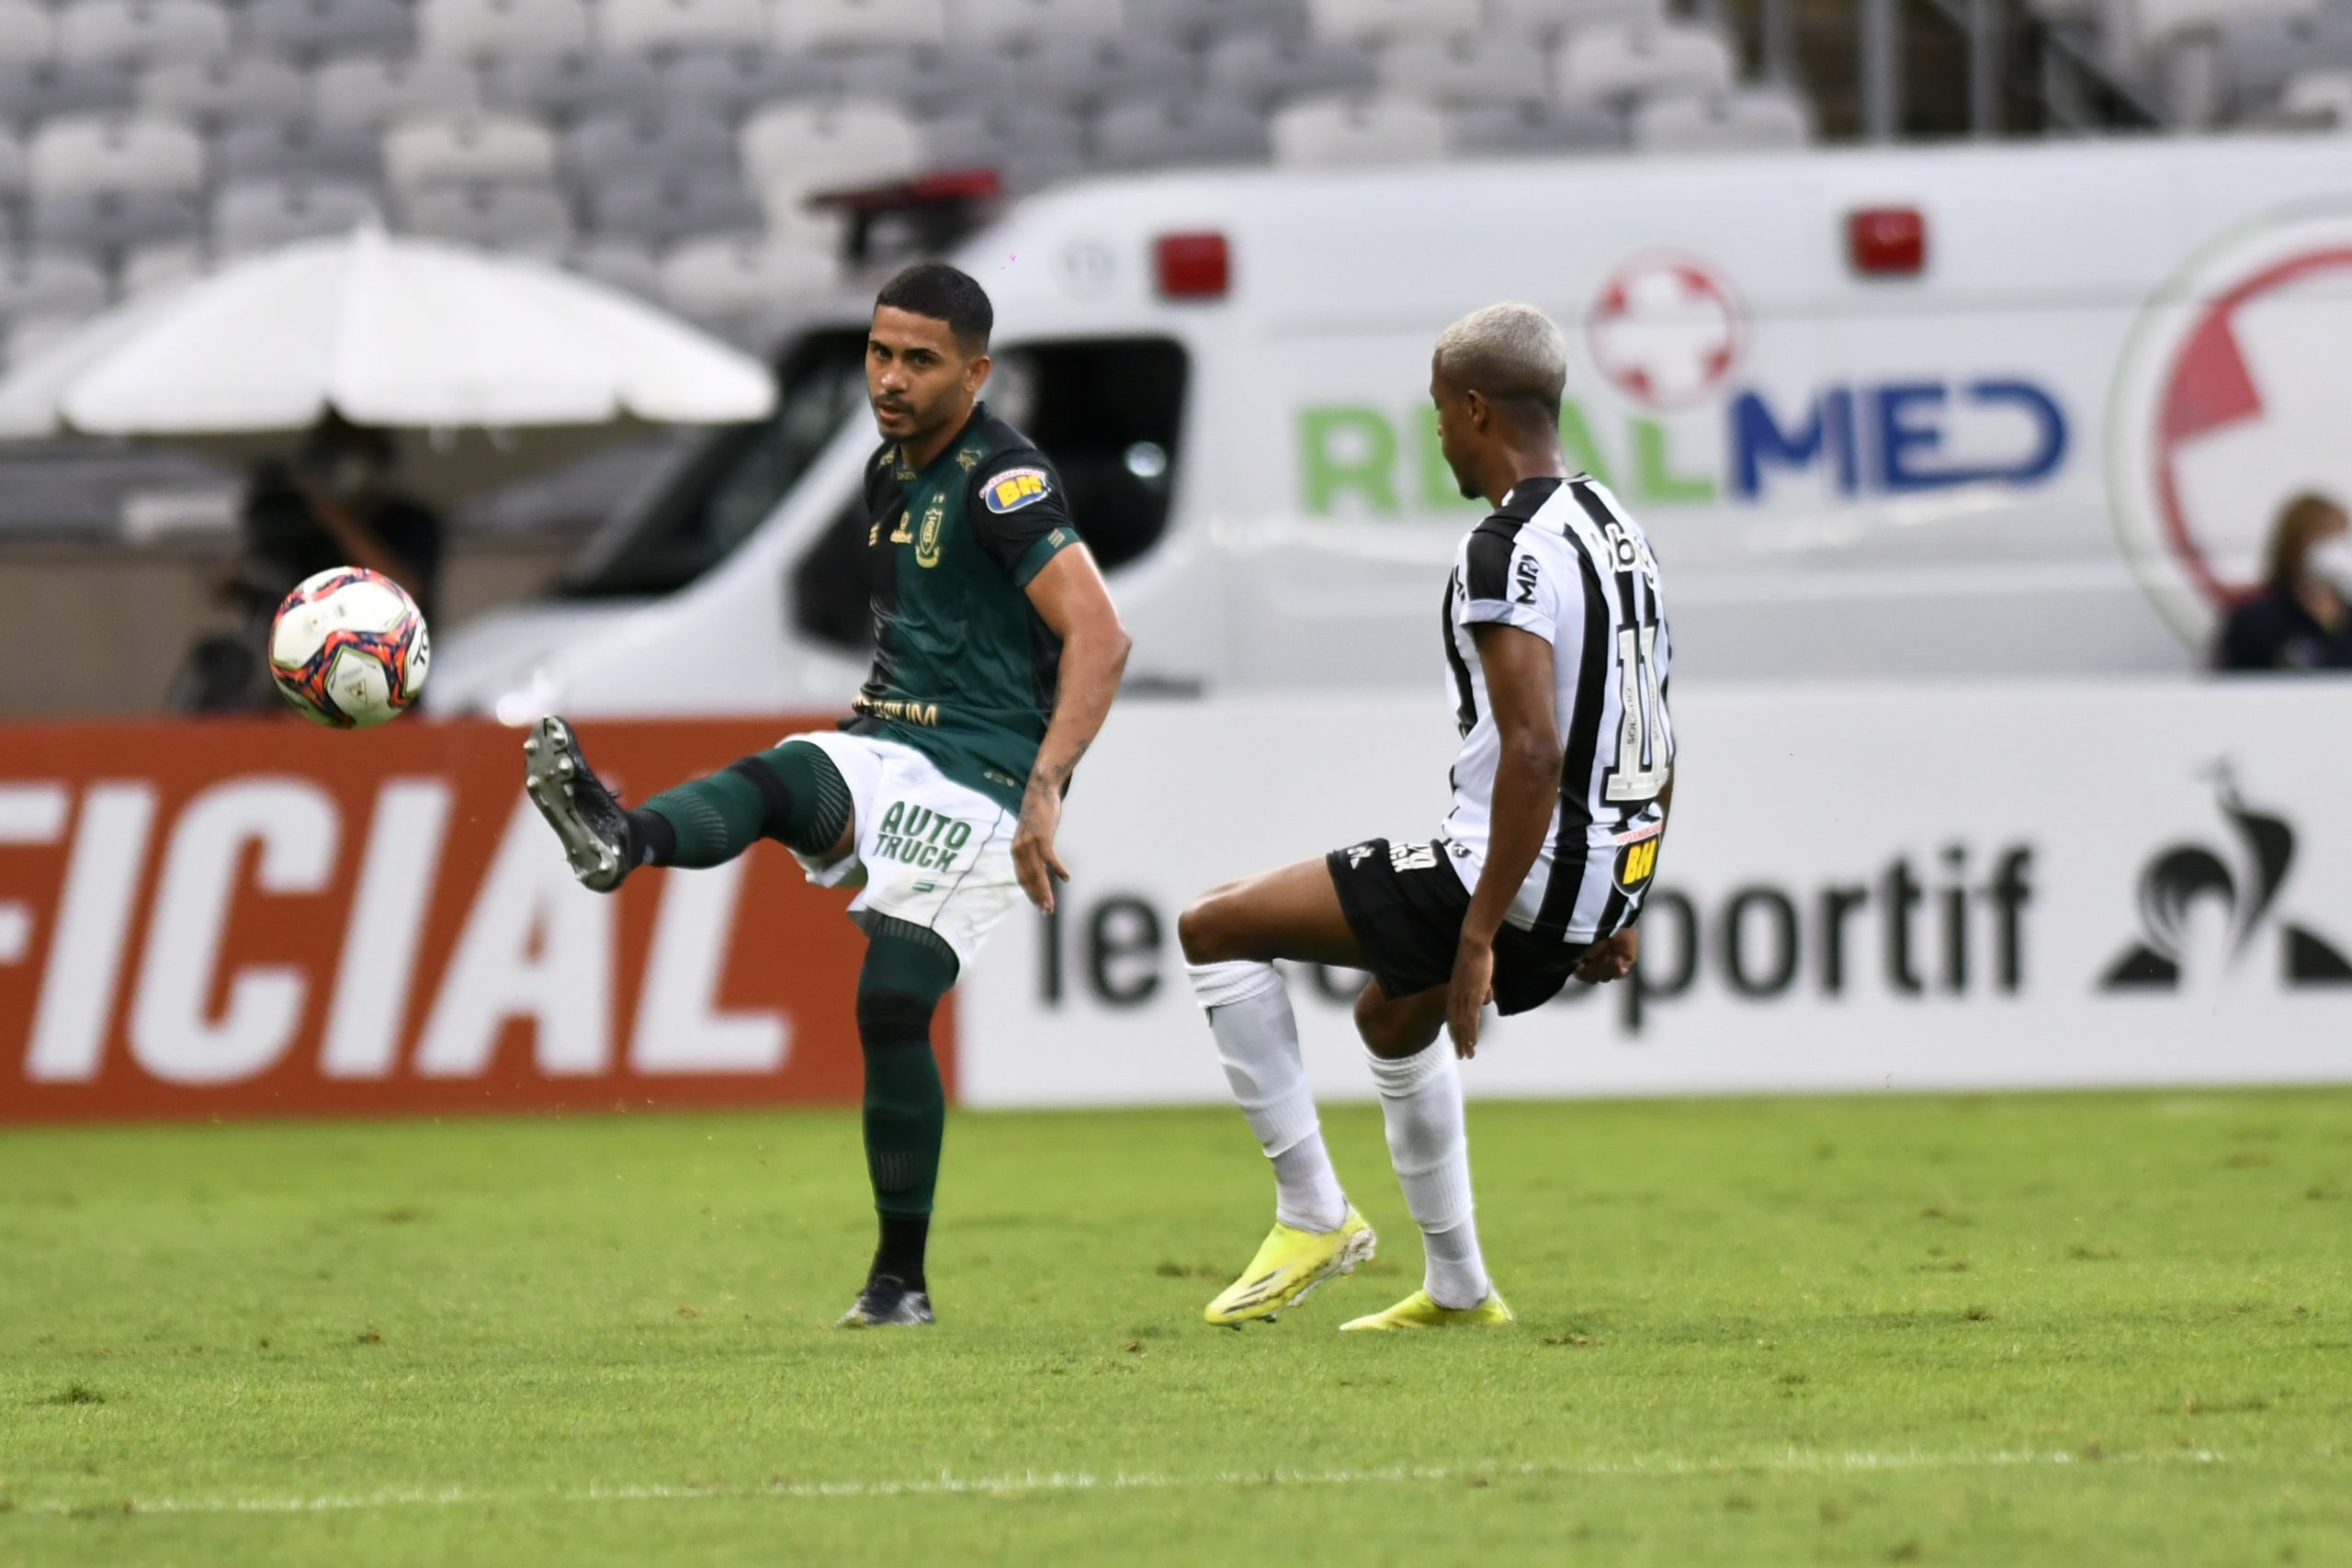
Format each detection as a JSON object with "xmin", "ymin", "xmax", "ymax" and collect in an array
[{"xmin": 1437, "ymin": 474, "xmax": 1674, "ymax": 945}]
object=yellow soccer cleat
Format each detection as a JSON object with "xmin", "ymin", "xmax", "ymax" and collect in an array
[
  {"xmin": 1339, "ymin": 1286, "xmax": 1516, "ymax": 1332},
  {"xmin": 1203, "ymin": 1207, "xmax": 1377, "ymax": 1326}
]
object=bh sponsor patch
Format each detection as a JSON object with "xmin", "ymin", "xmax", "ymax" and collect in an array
[
  {"xmin": 983, "ymin": 467, "xmax": 1051, "ymax": 513},
  {"xmin": 1614, "ymin": 826, "xmax": 1663, "ymax": 895}
]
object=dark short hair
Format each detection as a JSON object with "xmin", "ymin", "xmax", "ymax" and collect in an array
[{"xmin": 875, "ymin": 263, "xmax": 992, "ymax": 355}]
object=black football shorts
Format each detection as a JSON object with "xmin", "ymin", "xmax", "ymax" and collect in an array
[{"xmin": 1326, "ymin": 837, "xmax": 1591, "ymax": 1016}]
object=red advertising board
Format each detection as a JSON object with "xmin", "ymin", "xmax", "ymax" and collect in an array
[{"xmin": 0, "ymin": 717, "xmax": 930, "ymax": 1124}]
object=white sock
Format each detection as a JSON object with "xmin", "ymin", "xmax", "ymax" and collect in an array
[
  {"xmin": 1189, "ymin": 960, "xmax": 1348, "ymax": 1233},
  {"xmin": 1366, "ymin": 1041, "xmax": 1488, "ymax": 1309}
]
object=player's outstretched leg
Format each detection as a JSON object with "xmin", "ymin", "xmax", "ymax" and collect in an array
[
  {"xmin": 1181, "ymin": 862, "xmax": 1379, "ymax": 1326},
  {"xmin": 837, "ymin": 920, "xmax": 957, "ymax": 1328},
  {"xmin": 1340, "ymin": 984, "xmax": 1513, "ymax": 1333},
  {"xmin": 524, "ymin": 720, "xmax": 854, "ymax": 893}
]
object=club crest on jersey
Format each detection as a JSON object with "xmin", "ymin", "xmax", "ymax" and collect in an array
[
  {"xmin": 984, "ymin": 467, "xmax": 1051, "ymax": 514},
  {"xmin": 1613, "ymin": 826, "xmax": 1663, "ymax": 894},
  {"xmin": 916, "ymin": 500, "xmax": 945, "ymax": 568}
]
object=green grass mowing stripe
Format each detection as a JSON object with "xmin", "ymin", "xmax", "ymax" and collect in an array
[{"xmin": 6, "ymin": 1443, "xmax": 2233, "ymax": 1517}]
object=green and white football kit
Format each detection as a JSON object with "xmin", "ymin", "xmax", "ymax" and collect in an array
[{"xmin": 777, "ymin": 401, "xmax": 1081, "ymax": 965}]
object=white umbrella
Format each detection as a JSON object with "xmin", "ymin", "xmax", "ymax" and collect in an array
[{"xmin": 0, "ymin": 225, "xmax": 777, "ymax": 503}]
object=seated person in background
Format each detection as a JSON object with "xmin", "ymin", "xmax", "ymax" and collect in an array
[
  {"xmin": 2213, "ymin": 492, "xmax": 2352, "ymax": 674},
  {"xmin": 172, "ymin": 414, "xmax": 446, "ymax": 712}
]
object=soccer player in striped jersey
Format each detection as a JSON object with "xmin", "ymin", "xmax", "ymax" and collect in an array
[{"xmin": 1178, "ymin": 302, "xmax": 1675, "ymax": 1331}]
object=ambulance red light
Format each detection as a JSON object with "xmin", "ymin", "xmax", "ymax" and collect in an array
[
  {"xmin": 1155, "ymin": 231, "xmax": 1229, "ymax": 299},
  {"xmin": 1849, "ymin": 207, "xmax": 1927, "ymax": 276}
]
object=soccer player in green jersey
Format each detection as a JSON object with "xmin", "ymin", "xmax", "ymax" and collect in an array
[{"xmin": 523, "ymin": 263, "xmax": 1132, "ymax": 1326}]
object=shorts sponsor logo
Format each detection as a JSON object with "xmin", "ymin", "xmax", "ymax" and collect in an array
[
  {"xmin": 984, "ymin": 468, "xmax": 1051, "ymax": 514},
  {"xmin": 874, "ymin": 802, "xmax": 974, "ymax": 872},
  {"xmin": 1388, "ymin": 841, "xmax": 1440, "ymax": 874}
]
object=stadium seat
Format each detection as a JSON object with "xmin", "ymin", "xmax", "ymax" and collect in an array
[
  {"xmin": 1629, "ymin": 85, "xmax": 1812, "ymax": 152},
  {"xmin": 594, "ymin": 0, "xmax": 768, "ymax": 56},
  {"xmin": 2276, "ymin": 66, "xmax": 2352, "ymax": 127},
  {"xmin": 1446, "ymin": 96, "xmax": 1623, "ymax": 153},
  {"xmin": 0, "ymin": 59, "xmax": 140, "ymax": 119},
  {"xmin": 210, "ymin": 115, "xmax": 383, "ymax": 183},
  {"xmin": 564, "ymin": 107, "xmax": 735, "ymax": 181},
  {"xmin": 921, "ymin": 103, "xmax": 1083, "ymax": 169},
  {"xmin": 54, "ymin": 0, "xmax": 231, "ymax": 65},
  {"xmin": 582, "ymin": 171, "xmax": 760, "ymax": 242},
  {"xmin": 485, "ymin": 49, "xmax": 665, "ymax": 118},
  {"xmin": 739, "ymin": 101, "xmax": 922, "ymax": 211},
  {"xmin": 0, "ymin": 250, "xmax": 110, "ymax": 320},
  {"xmin": 1203, "ymin": 31, "xmax": 1378, "ymax": 106},
  {"xmin": 1556, "ymin": 20, "xmax": 1737, "ymax": 99},
  {"xmin": 402, "ymin": 180, "xmax": 576, "ymax": 252},
  {"xmin": 659, "ymin": 228, "xmax": 835, "ymax": 326},
  {"xmin": 0, "ymin": 0, "xmax": 55, "ymax": 62},
  {"xmin": 28, "ymin": 114, "xmax": 206, "ymax": 196},
  {"xmin": 140, "ymin": 59, "xmax": 311, "ymax": 126},
  {"xmin": 32, "ymin": 186, "xmax": 205, "ymax": 252},
  {"xmin": 311, "ymin": 56, "xmax": 484, "ymax": 128},
  {"xmin": 1379, "ymin": 33, "xmax": 1549, "ymax": 104},
  {"xmin": 563, "ymin": 235, "xmax": 659, "ymax": 294},
  {"xmin": 1092, "ymin": 96, "xmax": 1269, "ymax": 169},
  {"xmin": 119, "ymin": 235, "xmax": 207, "ymax": 294},
  {"xmin": 836, "ymin": 44, "xmax": 1017, "ymax": 112},
  {"xmin": 1126, "ymin": 0, "xmax": 1307, "ymax": 46},
  {"xmin": 1270, "ymin": 92, "xmax": 1448, "ymax": 164},
  {"xmin": 384, "ymin": 113, "xmax": 560, "ymax": 195},
  {"xmin": 417, "ymin": 0, "xmax": 594, "ymax": 60},
  {"xmin": 777, "ymin": 0, "xmax": 947, "ymax": 53},
  {"xmin": 2219, "ymin": 6, "xmax": 2352, "ymax": 118},
  {"xmin": 213, "ymin": 175, "xmax": 381, "ymax": 251},
  {"xmin": 1305, "ymin": 0, "xmax": 1480, "ymax": 46},
  {"xmin": 1486, "ymin": 0, "xmax": 1662, "ymax": 39},
  {"xmin": 950, "ymin": 0, "xmax": 1123, "ymax": 52},
  {"xmin": 1009, "ymin": 34, "xmax": 1193, "ymax": 110},
  {"xmin": 240, "ymin": 0, "xmax": 413, "ymax": 61},
  {"xmin": 658, "ymin": 46, "xmax": 837, "ymax": 118}
]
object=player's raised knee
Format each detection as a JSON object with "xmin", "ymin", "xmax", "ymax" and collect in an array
[{"xmin": 1177, "ymin": 888, "xmax": 1242, "ymax": 965}]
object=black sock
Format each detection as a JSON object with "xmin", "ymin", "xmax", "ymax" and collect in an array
[
  {"xmin": 872, "ymin": 1213, "xmax": 930, "ymax": 1292},
  {"xmin": 626, "ymin": 807, "xmax": 674, "ymax": 867}
]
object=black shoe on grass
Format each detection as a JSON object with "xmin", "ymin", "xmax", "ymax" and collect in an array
[{"xmin": 836, "ymin": 1275, "xmax": 934, "ymax": 1328}]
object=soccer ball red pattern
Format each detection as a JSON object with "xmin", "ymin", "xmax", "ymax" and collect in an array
[{"xmin": 269, "ymin": 567, "xmax": 431, "ymax": 728}]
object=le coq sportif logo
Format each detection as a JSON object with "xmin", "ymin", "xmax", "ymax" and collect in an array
[{"xmin": 2102, "ymin": 765, "xmax": 2352, "ymax": 991}]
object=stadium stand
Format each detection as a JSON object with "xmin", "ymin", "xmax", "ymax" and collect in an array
[{"xmin": 6, "ymin": 0, "xmax": 2346, "ymax": 396}]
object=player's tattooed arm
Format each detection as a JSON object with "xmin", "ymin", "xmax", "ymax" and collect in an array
[
  {"xmin": 1450, "ymin": 622, "xmax": 1563, "ymax": 1058},
  {"xmin": 1013, "ymin": 547, "xmax": 1133, "ymax": 914}
]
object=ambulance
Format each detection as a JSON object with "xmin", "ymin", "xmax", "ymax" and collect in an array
[{"xmin": 432, "ymin": 133, "xmax": 2352, "ymax": 718}]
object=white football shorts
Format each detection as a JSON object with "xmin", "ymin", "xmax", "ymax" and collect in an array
[{"xmin": 777, "ymin": 730, "xmax": 1023, "ymax": 970}]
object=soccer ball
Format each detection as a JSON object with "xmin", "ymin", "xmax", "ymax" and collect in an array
[{"xmin": 269, "ymin": 567, "xmax": 431, "ymax": 728}]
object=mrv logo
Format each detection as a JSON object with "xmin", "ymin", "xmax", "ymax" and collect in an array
[
  {"xmin": 1599, "ymin": 844, "xmax": 2035, "ymax": 1032},
  {"xmin": 2101, "ymin": 767, "xmax": 2352, "ymax": 992}
]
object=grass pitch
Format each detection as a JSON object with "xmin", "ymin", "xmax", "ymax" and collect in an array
[{"xmin": 3, "ymin": 1090, "xmax": 2349, "ymax": 1567}]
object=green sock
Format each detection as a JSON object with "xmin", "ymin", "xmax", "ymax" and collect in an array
[
  {"xmin": 639, "ymin": 741, "xmax": 853, "ymax": 869},
  {"xmin": 856, "ymin": 920, "xmax": 958, "ymax": 1287}
]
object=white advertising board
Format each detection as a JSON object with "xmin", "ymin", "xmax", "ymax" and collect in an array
[{"xmin": 959, "ymin": 682, "xmax": 2352, "ymax": 1107}]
